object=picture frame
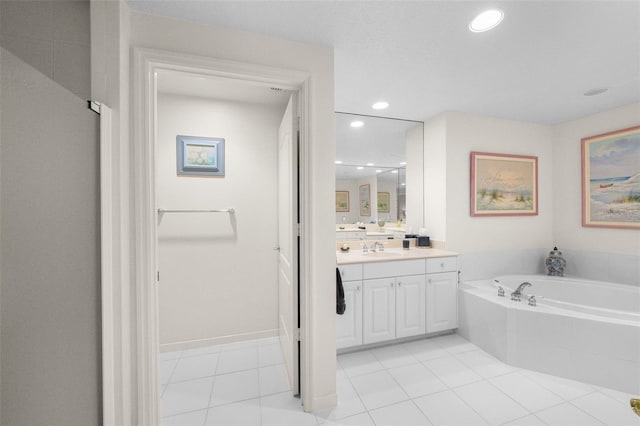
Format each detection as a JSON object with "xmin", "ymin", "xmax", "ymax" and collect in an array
[
  {"xmin": 471, "ymin": 152, "xmax": 538, "ymax": 216},
  {"xmin": 335, "ymin": 191, "xmax": 350, "ymax": 212},
  {"xmin": 377, "ymin": 192, "xmax": 390, "ymax": 213},
  {"xmin": 176, "ymin": 135, "xmax": 225, "ymax": 177},
  {"xmin": 359, "ymin": 184, "xmax": 371, "ymax": 216},
  {"xmin": 581, "ymin": 125, "xmax": 640, "ymax": 229}
]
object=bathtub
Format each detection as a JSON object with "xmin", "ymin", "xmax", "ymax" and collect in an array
[{"xmin": 458, "ymin": 274, "xmax": 640, "ymax": 394}]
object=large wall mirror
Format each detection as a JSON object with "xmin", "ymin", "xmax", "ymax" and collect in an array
[{"xmin": 335, "ymin": 112, "xmax": 424, "ymax": 240}]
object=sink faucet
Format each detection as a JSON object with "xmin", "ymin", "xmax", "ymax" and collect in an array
[
  {"xmin": 511, "ymin": 282, "xmax": 532, "ymax": 301},
  {"xmin": 371, "ymin": 241, "xmax": 385, "ymax": 252},
  {"xmin": 361, "ymin": 240, "xmax": 369, "ymax": 253}
]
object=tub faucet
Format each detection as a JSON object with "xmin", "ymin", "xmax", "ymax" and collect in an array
[{"xmin": 511, "ymin": 282, "xmax": 532, "ymax": 301}]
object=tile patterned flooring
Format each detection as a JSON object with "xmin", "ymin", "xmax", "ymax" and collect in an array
[{"xmin": 160, "ymin": 334, "xmax": 639, "ymax": 425}]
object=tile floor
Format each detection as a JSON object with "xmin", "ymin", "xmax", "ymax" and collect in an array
[{"xmin": 160, "ymin": 334, "xmax": 639, "ymax": 425}]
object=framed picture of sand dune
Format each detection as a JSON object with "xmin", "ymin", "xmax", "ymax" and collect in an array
[
  {"xmin": 471, "ymin": 152, "xmax": 538, "ymax": 217},
  {"xmin": 582, "ymin": 126, "xmax": 640, "ymax": 229}
]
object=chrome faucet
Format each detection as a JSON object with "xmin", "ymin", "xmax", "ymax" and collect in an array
[
  {"xmin": 371, "ymin": 241, "xmax": 385, "ymax": 252},
  {"xmin": 361, "ymin": 240, "xmax": 369, "ymax": 253},
  {"xmin": 511, "ymin": 282, "xmax": 532, "ymax": 301}
]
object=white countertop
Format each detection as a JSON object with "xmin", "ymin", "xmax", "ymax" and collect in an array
[{"xmin": 336, "ymin": 247, "xmax": 458, "ymax": 265}]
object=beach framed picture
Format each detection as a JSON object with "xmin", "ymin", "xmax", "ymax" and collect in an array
[
  {"xmin": 176, "ymin": 135, "xmax": 225, "ymax": 177},
  {"xmin": 359, "ymin": 184, "xmax": 371, "ymax": 216},
  {"xmin": 377, "ymin": 192, "xmax": 390, "ymax": 213},
  {"xmin": 336, "ymin": 191, "xmax": 350, "ymax": 212},
  {"xmin": 581, "ymin": 126, "xmax": 640, "ymax": 229},
  {"xmin": 471, "ymin": 152, "xmax": 538, "ymax": 217}
]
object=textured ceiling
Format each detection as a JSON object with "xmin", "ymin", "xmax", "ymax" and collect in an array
[{"xmin": 129, "ymin": 0, "xmax": 640, "ymax": 125}]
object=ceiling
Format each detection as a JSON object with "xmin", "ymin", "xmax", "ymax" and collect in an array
[{"xmin": 128, "ymin": 0, "xmax": 640, "ymax": 125}]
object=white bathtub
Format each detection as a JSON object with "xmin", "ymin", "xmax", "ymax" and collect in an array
[{"xmin": 459, "ymin": 274, "xmax": 640, "ymax": 393}]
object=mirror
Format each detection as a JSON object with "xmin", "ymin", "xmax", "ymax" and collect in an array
[{"xmin": 335, "ymin": 113, "xmax": 423, "ymax": 239}]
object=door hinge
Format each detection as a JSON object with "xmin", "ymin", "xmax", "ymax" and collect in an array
[
  {"xmin": 296, "ymin": 223, "xmax": 301, "ymax": 237},
  {"xmin": 88, "ymin": 100, "xmax": 102, "ymax": 115},
  {"xmin": 295, "ymin": 328, "xmax": 301, "ymax": 341},
  {"xmin": 157, "ymin": 271, "xmax": 160, "ymax": 282}
]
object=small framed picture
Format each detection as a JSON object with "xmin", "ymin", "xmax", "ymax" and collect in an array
[
  {"xmin": 359, "ymin": 184, "xmax": 371, "ymax": 216},
  {"xmin": 377, "ymin": 192, "xmax": 390, "ymax": 213},
  {"xmin": 177, "ymin": 135, "xmax": 225, "ymax": 177},
  {"xmin": 336, "ymin": 191, "xmax": 350, "ymax": 212}
]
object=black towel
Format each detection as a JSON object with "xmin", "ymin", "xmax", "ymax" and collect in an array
[{"xmin": 336, "ymin": 267, "xmax": 346, "ymax": 315}]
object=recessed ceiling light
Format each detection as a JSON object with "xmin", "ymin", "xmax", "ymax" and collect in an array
[
  {"xmin": 350, "ymin": 121, "xmax": 364, "ymax": 128},
  {"xmin": 372, "ymin": 101, "xmax": 389, "ymax": 110},
  {"xmin": 367, "ymin": 163, "xmax": 374, "ymax": 166},
  {"xmin": 392, "ymin": 170, "xmax": 399, "ymax": 174},
  {"xmin": 584, "ymin": 87, "xmax": 608, "ymax": 97},
  {"xmin": 357, "ymin": 166, "xmax": 364, "ymax": 170},
  {"xmin": 401, "ymin": 183, "xmax": 406, "ymax": 186},
  {"xmin": 335, "ymin": 160, "xmax": 343, "ymax": 164},
  {"xmin": 469, "ymin": 9, "xmax": 504, "ymax": 32},
  {"xmin": 399, "ymin": 161, "xmax": 407, "ymax": 165},
  {"xmin": 376, "ymin": 169, "xmax": 382, "ymax": 173}
]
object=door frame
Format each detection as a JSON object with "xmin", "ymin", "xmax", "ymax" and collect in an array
[{"xmin": 131, "ymin": 47, "xmax": 312, "ymax": 424}]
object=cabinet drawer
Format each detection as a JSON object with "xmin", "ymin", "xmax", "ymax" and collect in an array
[
  {"xmin": 338, "ymin": 264, "xmax": 363, "ymax": 281},
  {"xmin": 364, "ymin": 259, "xmax": 426, "ymax": 279},
  {"xmin": 426, "ymin": 256, "xmax": 457, "ymax": 273}
]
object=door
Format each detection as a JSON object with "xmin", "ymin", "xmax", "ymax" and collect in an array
[
  {"xmin": 363, "ymin": 278, "xmax": 396, "ymax": 344},
  {"xmin": 396, "ymin": 274, "xmax": 426, "ymax": 338},
  {"xmin": 336, "ymin": 280, "xmax": 363, "ymax": 349},
  {"xmin": 278, "ymin": 94, "xmax": 299, "ymax": 394},
  {"xmin": 426, "ymin": 272, "xmax": 458, "ymax": 333}
]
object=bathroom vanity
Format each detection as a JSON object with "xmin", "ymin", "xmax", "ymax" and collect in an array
[{"xmin": 336, "ymin": 247, "xmax": 458, "ymax": 350}]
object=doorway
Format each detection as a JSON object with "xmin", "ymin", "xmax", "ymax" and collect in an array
[{"xmin": 132, "ymin": 48, "xmax": 311, "ymax": 424}]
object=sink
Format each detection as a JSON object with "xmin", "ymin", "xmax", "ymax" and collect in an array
[{"xmin": 362, "ymin": 249, "xmax": 408, "ymax": 257}]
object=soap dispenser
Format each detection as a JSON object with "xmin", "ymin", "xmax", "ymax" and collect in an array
[{"xmin": 545, "ymin": 247, "xmax": 566, "ymax": 276}]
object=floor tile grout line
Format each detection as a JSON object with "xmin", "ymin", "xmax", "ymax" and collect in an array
[{"xmin": 565, "ymin": 394, "xmax": 618, "ymax": 425}]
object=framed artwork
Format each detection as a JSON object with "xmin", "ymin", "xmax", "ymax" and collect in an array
[
  {"xmin": 336, "ymin": 191, "xmax": 350, "ymax": 212},
  {"xmin": 581, "ymin": 126, "xmax": 640, "ymax": 229},
  {"xmin": 377, "ymin": 192, "xmax": 390, "ymax": 213},
  {"xmin": 177, "ymin": 135, "xmax": 225, "ymax": 176},
  {"xmin": 471, "ymin": 152, "xmax": 538, "ymax": 216},
  {"xmin": 359, "ymin": 184, "xmax": 371, "ymax": 216}
]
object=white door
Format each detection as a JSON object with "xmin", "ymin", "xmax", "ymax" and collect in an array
[
  {"xmin": 278, "ymin": 94, "xmax": 299, "ymax": 394},
  {"xmin": 336, "ymin": 281, "xmax": 363, "ymax": 349},
  {"xmin": 363, "ymin": 278, "xmax": 396, "ymax": 344},
  {"xmin": 426, "ymin": 272, "xmax": 458, "ymax": 333},
  {"xmin": 396, "ymin": 274, "xmax": 426, "ymax": 338}
]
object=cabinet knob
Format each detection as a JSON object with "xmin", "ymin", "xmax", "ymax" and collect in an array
[
  {"xmin": 390, "ymin": 282, "xmax": 394, "ymax": 287},
  {"xmin": 357, "ymin": 285, "xmax": 361, "ymax": 292},
  {"xmin": 428, "ymin": 278, "xmax": 432, "ymax": 284},
  {"xmin": 398, "ymin": 281, "xmax": 402, "ymax": 286},
  {"xmin": 440, "ymin": 262, "xmax": 444, "ymax": 268}
]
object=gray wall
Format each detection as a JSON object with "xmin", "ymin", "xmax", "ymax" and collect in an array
[{"xmin": 0, "ymin": 1, "xmax": 101, "ymax": 425}]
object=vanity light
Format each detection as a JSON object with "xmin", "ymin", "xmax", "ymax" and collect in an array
[
  {"xmin": 469, "ymin": 9, "xmax": 504, "ymax": 32},
  {"xmin": 350, "ymin": 121, "xmax": 364, "ymax": 128},
  {"xmin": 372, "ymin": 101, "xmax": 389, "ymax": 110},
  {"xmin": 335, "ymin": 160, "xmax": 343, "ymax": 164}
]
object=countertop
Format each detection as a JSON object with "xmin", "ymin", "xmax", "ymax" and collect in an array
[{"xmin": 336, "ymin": 247, "xmax": 458, "ymax": 265}]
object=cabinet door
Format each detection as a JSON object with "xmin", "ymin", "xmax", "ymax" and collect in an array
[
  {"xmin": 396, "ymin": 274, "xmax": 426, "ymax": 338},
  {"xmin": 336, "ymin": 281, "xmax": 363, "ymax": 349},
  {"xmin": 426, "ymin": 271, "xmax": 458, "ymax": 333},
  {"xmin": 363, "ymin": 278, "xmax": 396, "ymax": 344}
]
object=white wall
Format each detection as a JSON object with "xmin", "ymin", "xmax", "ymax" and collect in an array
[
  {"xmin": 406, "ymin": 123, "xmax": 425, "ymax": 233},
  {"xmin": 130, "ymin": 11, "xmax": 336, "ymax": 411},
  {"xmin": 335, "ymin": 179, "xmax": 358, "ymax": 224},
  {"xmin": 445, "ymin": 112, "xmax": 554, "ymax": 253},
  {"xmin": 157, "ymin": 93, "xmax": 284, "ymax": 347},
  {"xmin": 552, "ymin": 103, "xmax": 640, "ymax": 284},
  {"xmin": 1, "ymin": 47, "xmax": 101, "ymax": 426},
  {"xmin": 423, "ymin": 115, "xmax": 447, "ymax": 242}
]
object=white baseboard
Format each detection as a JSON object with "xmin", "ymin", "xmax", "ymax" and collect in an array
[
  {"xmin": 159, "ymin": 329, "xmax": 279, "ymax": 353},
  {"xmin": 306, "ymin": 392, "xmax": 337, "ymax": 412}
]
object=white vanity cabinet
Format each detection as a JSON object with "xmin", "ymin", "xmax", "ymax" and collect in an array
[
  {"xmin": 362, "ymin": 259, "xmax": 426, "ymax": 344},
  {"xmin": 426, "ymin": 257, "xmax": 458, "ymax": 333},
  {"xmin": 336, "ymin": 264, "xmax": 363, "ymax": 349}
]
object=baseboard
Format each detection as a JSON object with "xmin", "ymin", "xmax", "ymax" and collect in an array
[
  {"xmin": 159, "ymin": 329, "xmax": 279, "ymax": 353},
  {"xmin": 306, "ymin": 392, "xmax": 337, "ymax": 413}
]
